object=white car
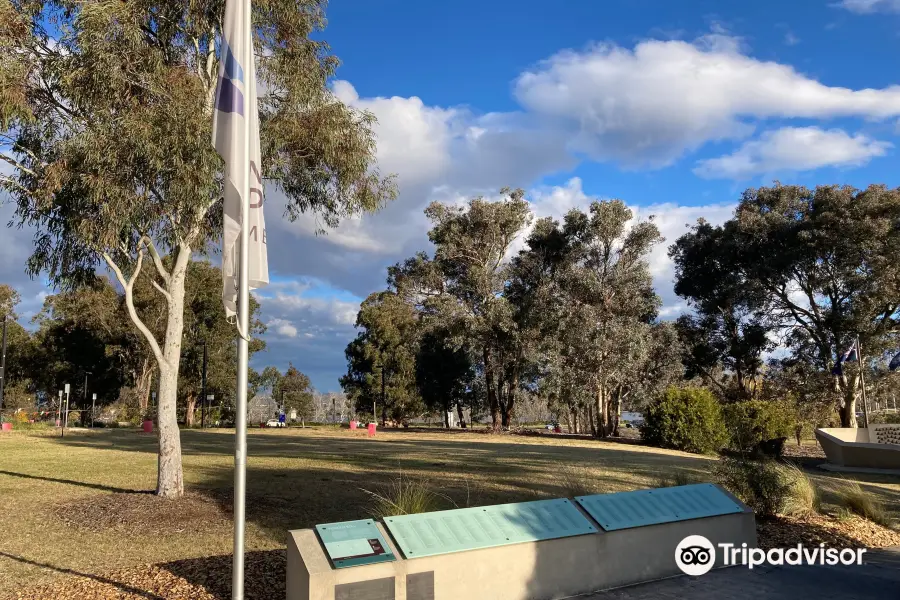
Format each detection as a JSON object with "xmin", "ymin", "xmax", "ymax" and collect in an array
[{"xmin": 265, "ymin": 419, "xmax": 286, "ymax": 428}]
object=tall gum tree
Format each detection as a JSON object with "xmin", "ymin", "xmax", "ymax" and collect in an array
[
  {"xmin": 672, "ymin": 183, "xmax": 900, "ymax": 427},
  {"xmin": 0, "ymin": 1, "xmax": 395, "ymax": 497}
]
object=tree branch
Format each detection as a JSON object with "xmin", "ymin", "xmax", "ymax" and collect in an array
[
  {"xmin": 102, "ymin": 249, "xmax": 168, "ymax": 369},
  {"xmin": 150, "ymin": 279, "xmax": 172, "ymax": 304},
  {"xmin": 141, "ymin": 235, "xmax": 171, "ymax": 284}
]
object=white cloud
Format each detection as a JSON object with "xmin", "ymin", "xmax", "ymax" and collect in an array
[
  {"xmin": 263, "ymin": 292, "xmax": 359, "ymax": 327},
  {"xmin": 835, "ymin": 0, "xmax": 900, "ymax": 13},
  {"xmin": 694, "ymin": 127, "xmax": 891, "ymax": 180},
  {"xmin": 513, "ymin": 35, "xmax": 900, "ymax": 166},
  {"xmin": 784, "ymin": 31, "xmax": 801, "ymax": 46},
  {"xmin": 268, "ymin": 318, "xmax": 298, "ymax": 338}
]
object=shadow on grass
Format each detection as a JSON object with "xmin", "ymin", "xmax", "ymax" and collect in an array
[
  {"xmin": 0, "ymin": 469, "xmax": 150, "ymax": 495},
  {"xmin": 159, "ymin": 550, "xmax": 285, "ymax": 600},
  {"xmin": 0, "ymin": 552, "xmax": 166, "ymax": 600},
  {"xmin": 34, "ymin": 429, "xmax": 721, "ymax": 544}
]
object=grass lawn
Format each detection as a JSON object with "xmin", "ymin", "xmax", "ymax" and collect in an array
[{"xmin": 0, "ymin": 427, "xmax": 898, "ymax": 598}]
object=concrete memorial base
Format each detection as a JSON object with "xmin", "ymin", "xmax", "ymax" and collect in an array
[
  {"xmin": 287, "ymin": 484, "xmax": 756, "ymax": 600},
  {"xmin": 815, "ymin": 427, "xmax": 900, "ymax": 471}
]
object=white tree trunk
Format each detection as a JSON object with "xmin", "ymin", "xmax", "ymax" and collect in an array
[
  {"xmin": 104, "ymin": 240, "xmax": 191, "ymax": 499},
  {"xmin": 156, "ymin": 257, "xmax": 188, "ymax": 498}
]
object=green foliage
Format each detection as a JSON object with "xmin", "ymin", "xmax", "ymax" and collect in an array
[
  {"xmin": 670, "ymin": 221, "xmax": 772, "ymax": 401},
  {"xmin": 723, "ymin": 400, "xmax": 794, "ymax": 453},
  {"xmin": 177, "ymin": 261, "xmax": 266, "ymax": 424},
  {"xmin": 641, "ymin": 387, "xmax": 727, "ymax": 454},
  {"xmin": 341, "ymin": 291, "xmax": 423, "ymax": 424},
  {"xmin": 361, "ymin": 474, "xmax": 449, "ymax": 519},
  {"xmin": 1, "ymin": 1, "xmax": 395, "ymax": 496},
  {"xmin": 0, "ymin": 284, "xmax": 21, "ymax": 320},
  {"xmin": 871, "ymin": 412, "xmax": 900, "ymax": 425},
  {"xmin": 0, "ymin": 381, "xmax": 35, "ymax": 411},
  {"xmin": 780, "ymin": 463, "xmax": 821, "ymax": 517},
  {"xmin": 672, "ymin": 184, "xmax": 900, "ymax": 427},
  {"xmin": 389, "ymin": 190, "xmax": 534, "ymax": 430},
  {"xmin": 835, "ymin": 481, "xmax": 893, "ymax": 527},
  {"xmin": 714, "ymin": 457, "xmax": 791, "ymax": 518},
  {"xmin": 653, "ymin": 471, "xmax": 703, "ymax": 489},
  {"xmin": 415, "ymin": 329, "xmax": 473, "ymax": 425},
  {"xmin": 276, "ymin": 363, "xmax": 316, "ymax": 420}
]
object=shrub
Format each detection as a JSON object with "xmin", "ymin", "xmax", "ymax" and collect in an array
[
  {"xmin": 641, "ymin": 387, "xmax": 727, "ymax": 454},
  {"xmin": 714, "ymin": 457, "xmax": 821, "ymax": 518},
  {"xmin": 835, "ymin": 481, "xmax": 893, "ymax": 528},
  {"xmin": 714, "ymin": 456, "xmax": 791, "ymax": 518},
  {"xmin": 871, "ymin": 412, "xmax": 900, "ymax": 425},
  {"xmin": 653, "ymin": 470, "xmax": 703, "ymax": 489},
  {"xmin": 361, "ymin": 474, "xmax": 451, "ymax": 519},
  {"xmin": 724, "ymin": 400, "xmax": 794, "ymax": 454},
  {"xmin": 780, "ymin": 463, "xmax": 820, "ymax": 516}
]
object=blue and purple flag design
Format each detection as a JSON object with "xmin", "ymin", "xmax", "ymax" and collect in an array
[
  {"xmin": 216, "ymin": 41, "xmax": 245, "ymax": 115},
  {"xmin": 212, "ymin": 0, "xmax": 268, "ymax": 320}
]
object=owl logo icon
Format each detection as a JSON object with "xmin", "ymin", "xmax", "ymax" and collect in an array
[{"xmin": 675, "ymin": 535, "xmax": 716, "ymax": 576}]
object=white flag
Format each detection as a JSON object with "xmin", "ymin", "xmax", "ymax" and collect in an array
[{"xmin": 212, "ymin": 0, "xmax": 268, "ymax": 319}]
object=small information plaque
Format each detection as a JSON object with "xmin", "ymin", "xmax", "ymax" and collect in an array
[{"xmin": 315, "ymin": 519, "xmax": 396, "ymax": 569}]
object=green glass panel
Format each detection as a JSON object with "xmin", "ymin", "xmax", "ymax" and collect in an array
[
  {"xmin": 383, "ymin": 498, "xmax": 597, "ymax": 559},
  {"xmin": 315, "ymin": 519, "xmax": 396, "ymax": 568},
  {"xmin": 575, "ymin": 483, "xmax": 744, "ymax": 531}
]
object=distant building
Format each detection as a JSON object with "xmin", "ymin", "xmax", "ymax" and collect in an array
[{"xmin": 248, "ymin": 394, "xmax": 278, "ymax": 424}]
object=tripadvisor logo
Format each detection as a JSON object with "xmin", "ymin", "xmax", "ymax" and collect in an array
[{"xmin": 675, "ymin": 535, "xmax": 867, "ymax": 575}]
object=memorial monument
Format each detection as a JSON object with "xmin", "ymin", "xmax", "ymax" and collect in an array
[{"xmin": 286, "ymin": 483, "xmax": 756, "ymax": 600}]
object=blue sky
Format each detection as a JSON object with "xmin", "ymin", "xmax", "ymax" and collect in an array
[{"xmin": 3, "ymin": 0, "xmax": 900, "ymax": 391}]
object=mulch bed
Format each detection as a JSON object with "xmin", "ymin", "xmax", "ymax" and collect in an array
[
  {"xmin": 54, "ymin": 491, "xmax": 232, "ymax": 536},
  {"xmin": 5, "ymin": 551, "xmax": 285, "ymax": 600},
  {"xmin": 757, "ymin": 513, "xmax": 900, "ymax": 550}
]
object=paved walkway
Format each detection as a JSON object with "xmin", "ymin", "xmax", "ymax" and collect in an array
[{"xmin": 583, "ymin": 547, "xmax": 900, "ymax": 600}]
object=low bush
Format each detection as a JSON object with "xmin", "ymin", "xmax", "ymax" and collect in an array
[
  {"xmin": 871, "ymin": 412, "xmax": 900, "ymax": 425},
  {"xmin": 724, "ymin": 400, "xmax": 794, "ymax": 454},
  {"xmin": 361, "ymin": 474, "xmax": 452, "ymax": 519},
  {"xmin": 653, "ymin": 470, "xmax": 703, "ymax": 489},
  {"xmin": 715, "ymin": 457, "xmax": 821, "ymax": 518},
  {"xmin": 715, "ymin": 456, "xmax": 788, "ymax": 517},
  {"xmin": 779, "ymin": 463, "xmax": 820, "ymax": 516},
  {"xmin": 641, "ymin": 387, "xmax": 727, "ymax": 454},
  {"xmin": 835, "ymin": 481, "xmax": 893, "ymax": 528}
]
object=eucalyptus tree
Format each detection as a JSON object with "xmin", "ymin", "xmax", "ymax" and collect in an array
[
  {"xmin": 389, "ymin": 190, "xmax": 533, "ymax": 429},
  {"xmin": 670, "ymin": 219, "xmax": 774, "ymax": 401},
  {"xmin": 0, "ymin": 1, "xmax": 394, "ymax": 496},
  {"xmin": 672, "ymin": 184, "xmax": 900, "ymax": 426},
  {"xmin": 548, "ymin": 201, "xmax": 663, "ymax": 437}
]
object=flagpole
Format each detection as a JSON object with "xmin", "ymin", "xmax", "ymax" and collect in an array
[
  {"xmin": 232, "ymin": 1, "xmax": 251, "ymax": 598},
  {"xmin": 856, "ymin": 335, "xmax": 870, "ymax": 430}
]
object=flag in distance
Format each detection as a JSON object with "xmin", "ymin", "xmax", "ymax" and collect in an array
[
  {"xmin": 830, "ymin": 340, "xmax": 858, "ymax": 376},
  {"xmin": 212, "ymin": 0, "xmax": 269, "ymax": 319},
  {"xmin": 889, "ymin": 350, "xmax": 900, "ymax": 372}
]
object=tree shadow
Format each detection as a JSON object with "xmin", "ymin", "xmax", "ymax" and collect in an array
[
  {"xmin": 157, "ymin": 550, "xmax": 285, "ymax": 600},
  {"xmin": 37, "ymin": 429, "xmax": 714, "ymax": 545},
  {"xmin": 0, "ymin": 551, "xmax": 166, "ymax": 600},
  {"xmin": 0, "ymin": 469, "xmax": 151, "ymax": 494}
]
